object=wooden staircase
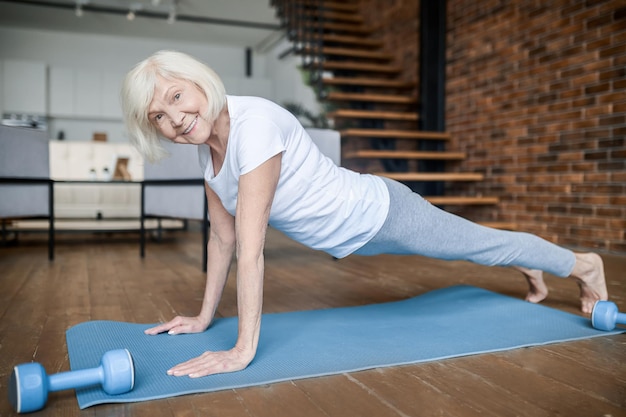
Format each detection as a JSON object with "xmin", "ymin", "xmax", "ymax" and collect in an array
[{"xmin": 273, "ymin": 0, "xmax": 514, "ymax": 229}]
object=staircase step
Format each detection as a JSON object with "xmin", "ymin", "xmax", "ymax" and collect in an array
[
  {"xmin": 312, "ymin": 34, "xmax": 384, "ymax": 48},
  {"xmin": 322, "ymin": 77, "xmax": 416, "ymax": 89},
  {"xmin": 291, "ymin": 1, "xmax": 360, "ymax": 13},
  {"xmin": 375, "ymin": 172, "xmax": 485, "ymax": 182},
  {"xmin": 326, "ymin": 92, "xmax": 416, "ymax": 104},
  {"xmin": 304, "ymin": 10, "xmax": 364, "ymax": 23},
  {"xmin": 327, "ymin": 109, "xmax": 418, "ymax": 121},
  {"xmin": 341, "ymin": 129, "xmax": 450, "ymax": 140},
  {"xmin": 305, "ymin": 22, "xmax": 375, "ymax": 35},
  {"xmin": 425, "ymin": 196, "xmax": 500, "ymax": 205},
  {"xmin": 276, "ymin": 1, "xmax": 360, "ymax": 18},
  {"xmin": 301, "ymin": 47, "xmax": 393, "ymax": 61},
  {"xmin": 477, "ymin": 222, "xmax": 517, "ymax": 230},
  {"xmin": 316, "ymin": 61, "xmax": 401, "ymax": 74},
  {"xmin": 345, "ymin": 150, "xmax": 465, "ymax": 160}
]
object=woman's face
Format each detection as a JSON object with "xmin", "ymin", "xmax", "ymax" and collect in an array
[{"xmin": 148, "ymin": 76, "xmax": 213, "ymax": 145}]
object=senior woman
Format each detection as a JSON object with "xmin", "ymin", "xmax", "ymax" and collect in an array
[{"xmin": 121, "ymin": 50, "xmax": 607, "ymax": 378}]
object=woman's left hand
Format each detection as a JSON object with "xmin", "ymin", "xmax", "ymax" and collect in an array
[
  {"xmin": 166, "ymin": 155, "xmax": 281, "ymax": 379},
  {"xmin": 166, "ymin": 346, "xmax": 255, "ymax": 378}
]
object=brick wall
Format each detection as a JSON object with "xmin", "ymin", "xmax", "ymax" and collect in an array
[
  {"xmin": 350, "ymin": 0, "xmax": 420, "ymax": 174},
  {"xmin": 359, "ymin": 0, "xmax": 625, "ymax": 253},
  {"xmin": 446, "ymin": 0, "xmax": 625, "ymax": 253},
  {"xmin": 358, "ymin": 0, "xmax": 420, "ymax": 85}
]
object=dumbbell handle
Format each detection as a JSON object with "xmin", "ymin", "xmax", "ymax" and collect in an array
[{"xmin": 48, "ymin": 367, "xmax": 104, "ymax": 392}]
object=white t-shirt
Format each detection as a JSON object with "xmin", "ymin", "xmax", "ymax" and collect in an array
[{"xmin": 198, "ymin": 96, "xmax": 389, "ymax": 258}]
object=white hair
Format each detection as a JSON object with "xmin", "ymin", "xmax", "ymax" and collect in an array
[{"xmin": 121, "ymin": 50, "xmax": 226, "ymax": 162}]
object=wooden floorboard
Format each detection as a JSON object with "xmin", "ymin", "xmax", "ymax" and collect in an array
[{"xmin": 0, "ymin": 227, "xmax": 624, "ymax": 416}]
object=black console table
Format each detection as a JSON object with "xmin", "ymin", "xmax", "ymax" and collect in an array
[{"xmin": 0, "ymin": 178, "xmax": 208, "ymax": 271}]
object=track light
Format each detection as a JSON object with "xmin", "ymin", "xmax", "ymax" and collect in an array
[
  {"xmin": 75, "ymin": 0, "xmax": 88, "ymax": 17},
  {"xmin": 167, "ymin": 0, "xmax": 178, "ymax": 24},
  {"xmin": 127, "ymin": 3, "xmax": 142, "ymax": 21}
]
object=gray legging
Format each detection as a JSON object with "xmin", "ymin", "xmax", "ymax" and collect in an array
[{"xmin": 354, "ymin": 177, "xmax": 576, "ymax": 278}]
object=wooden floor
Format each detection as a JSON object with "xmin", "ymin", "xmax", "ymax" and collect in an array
[{"xmin": 1, "ymin": 227, "xmax": 624, "ymax": 417}]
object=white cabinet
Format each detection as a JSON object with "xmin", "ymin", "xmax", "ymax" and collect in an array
[
  {"xmin": 48, "ymin": 66, "xmax": 123, "ymax": 120},
  {"xmin": 48, "ymin": 67, "xmax": 73, "ymax": 117},
  {"xmin": 2, "ymin": 60, "xmax": 47, "ymax": 114},
  {"xmin": 101, "ymin": 72, "xmax": 124, "ymax": 119},
  {"xmin": 3, "ymin": 61, "xmax": 123, "ymax": 119},
  {"xmin": 74, "ymin": 69, "xmax": 101, "ymax": 117}
]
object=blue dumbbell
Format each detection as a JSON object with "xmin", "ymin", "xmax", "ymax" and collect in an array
[
  {"xmin": 8, "ymin": 349, "xmax": 135, "ymax": 414},
  {"xmin": 591, "ymin": 300, "xmax": 626, "ymax": 331}
]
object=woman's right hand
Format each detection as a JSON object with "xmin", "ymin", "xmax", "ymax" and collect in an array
[{"xmin": 144, "ymin": 315, "xmax": 210, "ymax": 336}]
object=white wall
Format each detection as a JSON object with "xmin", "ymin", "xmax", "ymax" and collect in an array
[
  {"xmin": 0, "ymin": 26, "xmax": 271, "ymax": 142},
  {"xmin": 0, "ymin": 26, "xmax": 321, "ymax": 143},
  {"xmin": 0, "ymin": 26, "xmax": 261, "ymax": 76},
  {"xmin": 266, "ymin": 38, "xmax": 322, "ymax": 119}
]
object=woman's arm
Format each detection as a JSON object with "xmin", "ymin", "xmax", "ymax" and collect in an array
[
  {"xmin": 162, "ymin": 153, "xmax": 282, "ymax": 377},
  {"xmin": 143, "ymin": 184, "xmax": 234, "ymax": 335},
  {"xmin": 145, "ymin": 183, "xmax": 236, "ymax": 336},
  {"xmin": 198, "ymin": 183, "xmax": 237, "ymax": 328},
  {"xmin": 232, "ymin": 153, "xmax": 281, "ymax": 361}
]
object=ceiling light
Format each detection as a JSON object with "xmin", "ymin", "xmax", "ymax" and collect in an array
[
  {"xmin": 75, "ymin": 0, "xmax": 88, "ymax": 17},
  {"xmin": 167, "ymin": 10, "xmax": 176, "ymax": 24},
  {"xmin": 127, "ymin": 2, "xmax": 142, "ymax": 21},
  {"xmin": 167, "ymin": 1, "xmax": 178, "ymax": 24}
]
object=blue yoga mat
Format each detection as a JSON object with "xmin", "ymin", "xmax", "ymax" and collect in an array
[{"xmin": 65, "ymin": 285, "xmax": 624, "ymax": 409}]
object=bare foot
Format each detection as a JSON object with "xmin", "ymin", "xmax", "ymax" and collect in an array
[
  {"xmin": 570, "ymin": 252, "xmax": 608, "ymax": 314},
  {"xmin": 513, "ymin": 266, "xmax": 549, "ymax": 304}
]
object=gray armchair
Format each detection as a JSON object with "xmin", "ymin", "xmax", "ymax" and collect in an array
[
  {"xmin": 141, "ymin": 140, "xmax": 208, "ymax": 270},
  {"xmin": 306, "ymin": 128, "xmax": 341, "ymax": 166},
  {"xmin": 0, "ymin": 125, "xmax": 54, "ymax": 259}
]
